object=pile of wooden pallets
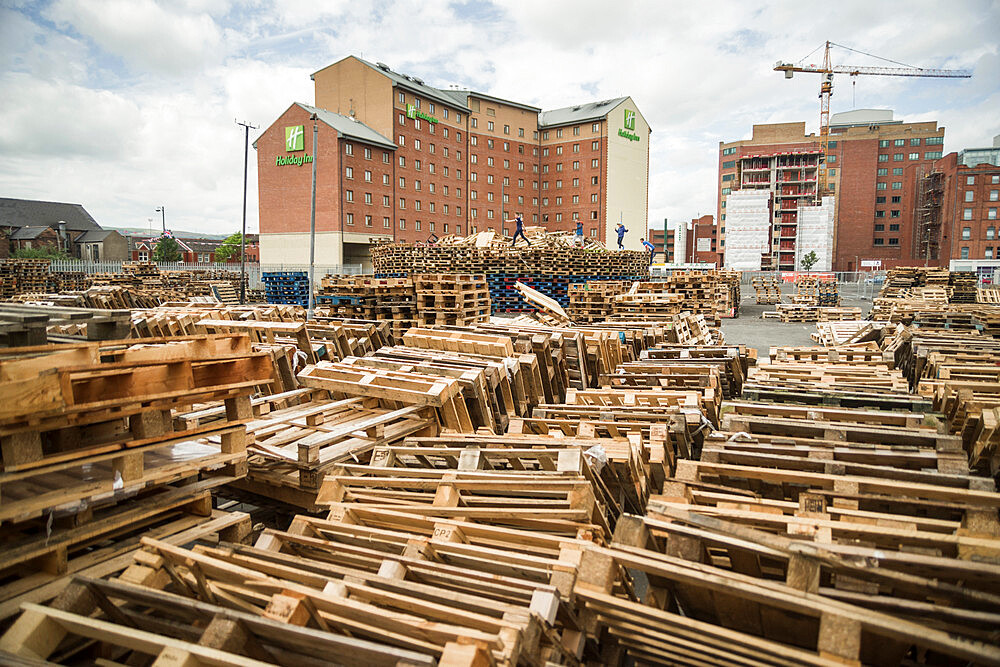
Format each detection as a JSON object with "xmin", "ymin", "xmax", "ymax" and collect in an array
[
  {"xmin": 776, "ymin": 303, "xmax": 819, "ymax": 322},
  {"xmin": 262, "ymin": 271, "xmax": 310, "ymax": 307},
  {"xmin": 413, "ymin": 274, "xmax": 490, "ymax": 326},
  {"xmin": 816, "ymin": 305, "xmax": 863, "ymax": 321},
  {"xmin": 566, "ymin": 280, "xmax": 630, "ymax": 323},
  {"xmin": 315, "ymin": 275, "xmax": 416, "ymax": 338},
  {"xmin": 751, "ymin": 274, "xmax": 781, "ymax": 304},
  {"xmin": 0, "ymin": 259, "xmax": 50, "ymax": 299},
  {"xmin": 0, "ymin": 303, "xmax": 131, "ymax": 345},
  {"xmin": 0, "ymin": 335, "xmax": 268, "ymax": 617}
]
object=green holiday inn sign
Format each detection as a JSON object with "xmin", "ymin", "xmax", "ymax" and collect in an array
[
  {"xmin": 277, "ymin": 124, "xmax": 313, "ymax": 166},
  {"xmin": 618, "ymin": 109, "xmax": 640, "ymax": 142},
  {"xmin": 406, "ymin": 104, "xmax": 439, "ymax": 124}
]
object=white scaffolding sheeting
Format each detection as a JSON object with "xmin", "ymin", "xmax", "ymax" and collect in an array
[
  {"xmin": 796, "ymin": 196, "xmax": 835, "ymax": 271},
  {"xmin": 723, "ymin": 190, "xmax": 771, "ymax": 270}
]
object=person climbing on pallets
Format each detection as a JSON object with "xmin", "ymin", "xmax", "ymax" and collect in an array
[
  {"xmin": 616, "ymin": 222, "xmax": 628, "ymax": 249},
  {"xmin": 641, "ymin": 237, "xmax": 656, "ymax": 264},
  {"xmin": 575, "ymin": 220, "xmax": 584, "ymax": 246},
  {"xmin": 507, "ymin": 212, "xmax": 531, "ymax": 246}
]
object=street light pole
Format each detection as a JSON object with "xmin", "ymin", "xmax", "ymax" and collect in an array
[
  {"xmin": 155, "ymin": 207, "xmax": 165, "ymax": 233},
  {"xmin": 307, "ymin": 115, "xmax": 318, "ymax": 320},
  {"xmin": 236, "ymin": 119, "xmax": 258, "ymax": 305}
]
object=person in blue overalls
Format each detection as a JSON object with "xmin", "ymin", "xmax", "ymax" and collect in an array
[
  {"xmin": 575, "ymin": 220, "xmax": 584, "ymax": 246},
  {"xmin": 616, "ymin": 223, "xmax": 628, "ymax": 249},
  {"xmin": 508, "ymin": 212, "xmax": 530, "ymax": 246},
  {"xmin": 641, "ymin": 238, "xmax": 656, "ymax": 264}
]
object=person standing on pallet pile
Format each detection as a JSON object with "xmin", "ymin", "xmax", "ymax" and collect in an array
[
  {"xmin": 616, "ymin": 223, "xmax": 628, "ymax": 249},
  {"xmin": 641, "ymin": 238, "xmax": 656, "ymax": 264},
  {"xmin": 575, "ymin": 220, "xmax": 584, "ymax": 246},
  {"xmin": 508, "ymin": 212, "xmax": 531, "ymax": 246}
]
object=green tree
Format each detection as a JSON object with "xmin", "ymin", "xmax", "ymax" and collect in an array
[
  {"xmin": 214, "ymin": 232, "xmax": 244, "ymax": 262},
  {"xmin": 12, "ymin": 247, "xmax": 71, "ymax": 260},
  {"xmin": 800, "ymin": 250, "xmax": 819, "ymax": 271},
  {"xmin": 152, "ymin": 235, "xmax": 182, "ymax": 262}
]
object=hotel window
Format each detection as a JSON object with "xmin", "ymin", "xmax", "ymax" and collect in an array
[
  {"xmin": 990, "ymin": 210, "xmax": 998, "ymax": 221},
  {"xmin": 363, "ymin": 147, "xmax": 372, "ymax": 159},
  {"xmin": 723, "ymin": 174, "xmax": 735, "ymax": 182},
  {"xmin": 345, "ymin": 190, "xmax": 354, "ymax": 201},
  {"xmin": 398, "ymin": 218, "xmax": 406, "ymax": 230},
  {"xmin": 518, "ymin": 162, "xmax": 524, "ymax": 171},
  {"xmin": 456, "ymin": 206, "xmax": 461, "ymax": 215},
  {"xmin": 592, "ymin": 123, "xmax": 600, "ymax": 132},
  {"xmin": 415, "ymin": 159, "xmax": 421, "ymax": 170},
  {"xmin": 967, "ymin": 176, "xmax": 976, "ymax": 185},
  {"xmin": 964, "ymin": 208, "xmax": 973, "ymax": 220},
  {"xmin": 518, "ymin": 128, "xmax": 524, "ymax": 137},
  {"xmin": 443, "ymin": 147, "xmax": 448, "ymax": 157},
  {"xmin": 399, "ymin": 177, "xmax": 405, "ymax": 188},
  {"xmin": 414, "ymin": 98, "xmax": 421, "ymax": 109},
  {"xmin": 344, "ymin": 143, "xmax": 353, "ymax": 155},
  {"xmin": 383, "ymin": 152, "xmax": 390, "ymax": 163},
  {"xmin": 961, "ymin": 246, "xmax": 969, "ymax": 258},
  {"xmin": 415, "ymin": 201, "xmax": 421, "ymax": 211},
  {"xmin": 456, "ymin": 113, "xmax": 462, "ymax": 123},
  {"xmin": 346, "ymin": 213, "xmax": 354, "ymax": 225},
  {"xmin": 414, "ymin": 180, "xmax": 421, "ymax": 191},
  {"xmin": 966, "ymin": 191, "xmax": 974, "ymax": 202},
  {"xmin": 592, "ymin": 176, "xmax": 599, "ymax": 185},
  {"xmin": 415, "ymin": 220, "xmax": 421, "ymax": 230},
  {"xmin": 398, "ymin": 136, "xmax": 405, "ymax": 147},
  {"xmin": 487, "ymin": 121, "xmax": 494, "ymax": 131},
  {"xmin": 591, "ymin": 210, "xmax": 598, "ymax": 219},
  {"xmin": 383, "ymin": 217, "xmax": 390, "ymax": 228},
  {"xmin": 487, "ymin": 174, "xmax": 494, "ymax": 184},
  {"xmin": 555, "ymin": 196, "xmax": 562, "ymax": 205},
  {"xmin": 443, "ymin": 128, "xmax": 449, "ymax": 139},
  {"xmin": 428, "ymin": 221, "xmax": 434, "ymax": 230},
  {"xmin": 414, "ymin": 139, "xmax": 421, "ymax": 150},
  {"xmin": 429, "ymin": 163, "xmax": 435, "ymax": 174},
  {"xmin": 471, "ymin": 118, "xmax": 477, "ymax": 128},
  {"xmin": 429, "ymin": 143, "xmax": 435, "ymax": 154},
  {"xmin": 573, "ymin": 143, "xmax": 580, "ymax": 153},
  {"xmin": 398, "ymin": 113, "xmax": 405, "ymax": 125},
  {"xmin": 991, "ymin": 190, "xmax": 999, "ymax": 201},
  {"xmin": 503, "ymin": 124, "xmax": 510, "ymax": 135},
  {"xmin": 555, "ymin": 213, "xmax": 562, "ymax": 222},
  {"xmin": 487, "ymin": 157, "xmax": 494, "ymax": 166},
  {"xmin": 542, "ymin": 147, "xmax": 549, "ymax": 157},
  {"xmin": 383, "ymin": 195, "xmax": 390, "ymax": 206},
  {"xmin": 556, "ymin": 146, "xmax": 563, "ymax": 155},
  {"xmin": 383, "ymin": 174, "xmax": 390, "ymax": 185},
  {"xmin": 519, "ymin": 179, "xmax": 525, "ymax": 187},
  {"xmin": 487, "ymin": 192, "xmax": 494, "ymax": 201},
  {"xmin": 429, "ymin": 202, "xmax": 435, "ymax": 212},
  {"xmin": 364, "ymin": 170, "xmax": 372, "ymax": 182},
  {"xmin": 572, "ymin": 195, "xmax": 579, "ymax": 203},
  {"xmin": 364, "ymin": 193, "xmax": 372, "ymax": 204},
  {"xmin": 398, "ymin": 92, "xmax": 405, "ymax": 103},
  {"xmin": 909, "ymin": 153, "xmax": 919, "ymax": 160},
  {"xmin": 572, "ymin": 126, "xmax": 579, "ymax": 136},
  {"xmin": 487, "ymin": 210, "xmax": 494, "ymax": 219},
  {"xmin": 487, "ymin": 138, "xmax": 493, "ymax": 149},
  {"xmin": 557, "ymin": 163, "xmax": 564, "ymax": 171},
  {"xmin": 503, "ymin": 142, "xmax": 510, "ymax": 151},
  {"xmin": 556, "ymin": 129, "xmax": 563, "ymax": 138},
  {"xmin": 542, "ymin": 197, "xmax": 549, "ymax": 206},
  {"xmin": 591, "ymin": 193, "xmax": 599, "ymax": 202},
  {"xmin": 399, "ymin": 198, "xmax": 406, "ymax": 209},
  {"xmin": 345, "ymin": 166, "xmax": 353, "ymax": 179}
]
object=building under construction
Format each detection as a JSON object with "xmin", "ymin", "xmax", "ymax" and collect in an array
[{"xmin": 718, "ymin": 110, "xmax": 946, "ymax": 272}]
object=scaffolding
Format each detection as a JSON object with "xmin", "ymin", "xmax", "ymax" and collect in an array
[
  {"xmin": 723, "ymin": 190, "xmax": 772, "ymax": 270},
  {"xmin": 915, "ymin": 167, "xmax": 944, "ymax": 263}
]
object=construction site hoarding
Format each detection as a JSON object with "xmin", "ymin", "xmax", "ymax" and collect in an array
[{"xmin": 723, "ymin": 190, "xmax": 771, "ymax": 270}]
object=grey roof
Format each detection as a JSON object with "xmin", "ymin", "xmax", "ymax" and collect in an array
[
  {"xmin": 295, "ymin": 103, "xmax": 398, "ymax": 150},
  {"xmin": 0, "ymin": 198, "xmax": 102, "ymax": 232},
  {"xmin": 316, "ymin": 57, "xmax": 471, "ymax": 113},
  {"xmin": 449, "ymin": 90, "xmax": 541, "ymax": 113},
  {"xmin": 75, "ymin": 229, "xmax": 116, "ymax": 243},
  {"xmin": 538, "ymin": 96, "xmax": 629, "ymax": 128},
  {"xmin": 11, "ymin": 226, "xmax": 52, "ymax": 240}
]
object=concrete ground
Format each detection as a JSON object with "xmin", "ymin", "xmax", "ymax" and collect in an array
[{"xmin": 721, "ymin": 283, "xmax": 874, "ymax": 358}]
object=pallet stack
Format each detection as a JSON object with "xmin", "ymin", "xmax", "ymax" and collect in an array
[
  {"xmin": 262, "ymin": 271, "xmax": 310, "ymax": 307},
  {"xmin": 0, "ymin": 335, "xmax": 268, "ymax": 616},
  {"xmin": 751, "ymin": 274, "xmax": 781, "ymax": 304},
  {"xmin": 413, "ymin": 274, "xmax": 490, "ymax": 326},
  {"xmin": 315, "ymin": 275, "xmax": 416, "ymax": 338},
  {"xmin": 566, "ymin": 280, "xmax": 630, "ymax": 323}
]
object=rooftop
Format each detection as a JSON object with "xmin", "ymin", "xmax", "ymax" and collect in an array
[
  {"xmin": 538, "ymin": 97, "xmax": 630, "ymax": 128},
  {"xmin": 0, "ymin": 198, "xmax": 102, "ymax": 232}
]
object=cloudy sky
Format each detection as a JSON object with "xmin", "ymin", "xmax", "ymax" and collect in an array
[{"xmin": 2, "ymin": 0, "xmax": 998, "ymax": 236}]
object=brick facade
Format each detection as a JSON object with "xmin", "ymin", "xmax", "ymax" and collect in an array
[{"xmin": 925, "ymin": 153, "xmax": 1000, "ymax": 261}]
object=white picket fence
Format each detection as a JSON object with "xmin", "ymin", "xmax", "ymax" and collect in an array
[{"xmin": 43, "ymin": 260, "xmax": 264, "ymax": 289}]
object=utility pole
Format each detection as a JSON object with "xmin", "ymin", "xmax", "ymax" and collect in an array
[
  {"xmin": 236, "ymin": 119, "xmax": 258, "ymax": 304},
  {"xmin": 155, "ymin": 206, "xmax": 165, "ymax": 233},
  {"xmin": 308, "ymin": 115, "xmax": 318, "ymax": 320}
]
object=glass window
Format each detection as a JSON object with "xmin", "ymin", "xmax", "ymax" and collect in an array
[
  {"xmin": 877, "ymin": 168, "xmax": 888, "ymax": 176},
  {"xmin": 966, "ymin": 191, "xmax": 975, "ymax": 202},
  {"xmin": 961, "ymin": 246, "xmax": 970, "ymax": 259},
  {"xmin": 926, "ymin": 136, "xmax": 943, "ymax": 145},
  {"xmin": 989, "ymin": 210, "xmax": 997, "ymax": 221},
  {"xmin": 910, "ymin": 138, "xmax": 921, "ymax": 146},
  {"xmin": 879, "ymin": 140, "xmax": 890, "ymax": 148},
  {"xmin": 892, "ymin": 182, "xmax": 902, "ymax": 190},
  {"xmin": 988, "ymin": 247, "xmax": 995, "ymax": 259},
  {"xmin": 987, "ymin": 226, "xmax": 996, "ymax": 238},
  {"xmin": 878, "ymin": 155, "xmax": 888, "ymax": 163},
  {"xmin": 893, "ymin": 153, "xmax": 903, "ymax": 161},
  {"xmin": 964, "ymin": 208, "xmax": 973, "ymax": 220},
  {"xmin": 963, "ymin": 227, "xmax": 972, "ymax": 240},
  {"xmin": 909, "ymin": 153, "xmax": 919, "ymax": 160},
  {"xmin": 967, "ymin": 176, "xmax": 976, "ymax": 185},
  {"xmin": 990, "ymin": 190, "xmax": 999, "ymax": 201},
  {"xmin": 894, "ymin": 139, "xmax": 905, "ymax": 146}
]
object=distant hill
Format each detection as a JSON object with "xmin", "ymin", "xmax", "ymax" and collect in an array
[{"xmin": 106, "ymin": 226, "xmax": 233, "ymax": 240}]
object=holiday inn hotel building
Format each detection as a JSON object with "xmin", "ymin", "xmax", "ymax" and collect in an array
[{"xmin": 256, "ymin": 56, "xmax": 650, "ymax": 267}]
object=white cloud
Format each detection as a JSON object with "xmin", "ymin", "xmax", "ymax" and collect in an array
[{"xmin": 0, "ymin": 0, "xmax": 997, "ymax": 237}]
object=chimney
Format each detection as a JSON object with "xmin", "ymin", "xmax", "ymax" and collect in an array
[{"xmin": 57, "ymin": 221, "xmax": 67, "ymax": 253}]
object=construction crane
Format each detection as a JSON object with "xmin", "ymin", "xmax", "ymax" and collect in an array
[{"xmin": 775, "ymin": 41, "xmax": 972, "ymax": 198}]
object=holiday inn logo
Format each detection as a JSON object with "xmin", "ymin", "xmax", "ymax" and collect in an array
[
  {"xmin": 618, "ymin": 109, "xmax": 640, "ymax": 143},
  {"xmin": 285, "ymin": 125, "xmax": 304, "ymax": 152},
  {"xmin": 624, "ymin": 109, "xmax": 636, "ymax": 131}
]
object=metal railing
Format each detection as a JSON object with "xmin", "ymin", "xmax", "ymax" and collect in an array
[{"xmin": 30, "ymin": 260, "xmax": 264, "ymax": 289}]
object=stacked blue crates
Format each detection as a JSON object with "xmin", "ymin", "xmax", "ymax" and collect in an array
[{"xmin": 262, "ymin": 271, "xmax": 310, "ymax": 307}]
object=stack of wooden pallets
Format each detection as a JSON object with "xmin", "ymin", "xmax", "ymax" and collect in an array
[
  {"xmin": 413, "ymin": 274, "xmax": 491, "ymax": 326},
  {"xmin": 566, "ymin": 280, "xmax": 629, "ymax": 323},
  {"xmin": 315, "ymin": 275, "xmax": 417, "ymax": 338},
  {"xmin": 751, "ymin": 274, "xmax": 781, "ymax": 304}
]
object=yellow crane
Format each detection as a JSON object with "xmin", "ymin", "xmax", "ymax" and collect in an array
[{"xmin": 775, "ymin": 41, "xmax": 971, "ymax": 198}]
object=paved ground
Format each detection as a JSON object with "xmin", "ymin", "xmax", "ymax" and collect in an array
[{"xmin": 721, "ymin": 283, "xmax": 874, "ymax": 357}]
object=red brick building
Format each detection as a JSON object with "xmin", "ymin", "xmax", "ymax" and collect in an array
[
  {"xmin": 130, "ymin": 234, "xmax": 261, "ymax": 264},
  {"xmin": 718, "ymin": 110, "xmax": 946, "ymax": 271},
  {"xmin": 257, "ymin": 56, "xmax": 650, "ymax": 266},
  {"xmin": 917, "ymin": 151, "xmax": 1000, "ymax": 262}
]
